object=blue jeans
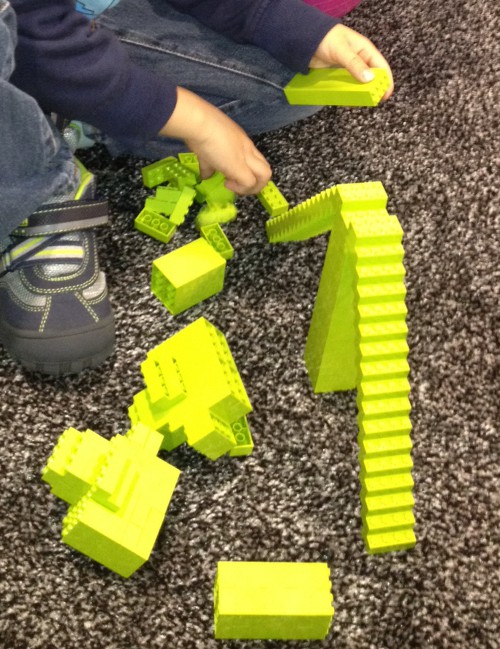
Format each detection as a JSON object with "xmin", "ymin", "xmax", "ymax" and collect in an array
[{"xmin": 0, "ymin": 0, "xmax": 319, "ymax": 238}]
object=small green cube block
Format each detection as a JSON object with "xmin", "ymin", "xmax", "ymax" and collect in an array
[
  {"xmin": 200, "ymin": 223, "xmax": 234, "ymax": 260},
  {"xmin": 284, "ymin": 68, "xmax": 390, "ymax": 107},
  {"xmin": 214, "ymin": 562, "xmax": 334, "ymax": 640},
  {"xmin": 257, "ymin": 180, "xmax": 289, "ymax": 217},
  {"xmin": 151, "ymin": 238, "xmax": 226, "ymax": 315},
  {"xmin": 135, "ymin": 209, "xmax": 177, "ymax": 243}
]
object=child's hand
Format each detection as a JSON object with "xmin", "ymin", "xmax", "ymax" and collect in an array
[
  {"xmin": 159, "ymin": 87, "xmax": 271, "ymax": 194},
  {"xmin": 310, "ymin": 24, "xmax": 394, "ymax": 100}
]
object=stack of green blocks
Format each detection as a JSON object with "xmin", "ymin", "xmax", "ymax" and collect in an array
[
  {"xmin": 42, "ymin": 423, "xmax": 180, "ymax": 577},
  {"xmin": 214, "ymin": 561, "xmax": 334, "ymax": 640},
  {"xmin": 129, "ymin": 317, "xmax": 254, "ymax": 460},
  {"xmin": 302, "ymin": 182, "xmax": 415, "ymax": 554}
]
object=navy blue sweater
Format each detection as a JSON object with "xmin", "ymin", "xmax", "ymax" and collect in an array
[{"xmin": 11, "ymin": 0, "xmax": 337, "ymax": 142}]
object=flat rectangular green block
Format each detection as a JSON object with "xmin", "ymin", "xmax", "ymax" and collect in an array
[
  {"xmin": 134, "ymin": 209, "xmax": 177, "ymax": 244},
  {"xmin": 360, "ymin": 358, "xmax": 410, "ymax": 380},
  {"xmin": 358, "ymin": 415, "xmax": 412, "ymax": 438},
  {"xmin": 284, "ymin": 67, "xmax": 390, "ymax": 107},
  {"xmin": 362, "ymin": 489, "xmax": 414, "ymax": 515},
  {"xmin": 361, "ymin": 470, "xmax": 414, "ymax": 495},
  {"xmin": 356, "ymin": 262, "xmax": 406, "ymax": 283},
  {"xmin": 257, "ymin": 180, "xmax": 289, "ymax": 217},
  {"xmin": 359, "ymin": 395, "xmax": 411, "ymax": 419},
  {"xmin": 357, "ymin": 281, "xmax": 407, "ymax": 303},
  {"xmin": 335, "ymin": 182, "xmax": 388, "ymax": 211},
  {"xmin": 358, "ymin": 320, "xmax": 408, "ymax": 342},
  {"xmin": 358, "ymin": 301, "xmax": 408, "ymax": 323},
  {"xmin": 355, "ymin": 242, "xmax": 404, "ymax": 263},
  {"xmin": 359, "ymin": 377, "xmax": 410, "ymax": 400},
  {"xmin": 359, "ymin": 433, "xmax": 413, "ymax": 457},
  {"xmin": 361, "ymin": 453, "xmax": 413, "ymax": 476},
  {"xmin": 364, "ymin": 527, "xmax": 416, "ymax": 554},
  {"xmin": 200, "ymin": 223, "xmax": 234, "ymax": 260},
  {"xmin": 214, "ymin": 562, "xmax": 334, "ymax": 640},
  {"xmin": 151, "ymin": 238, "xmax": 226, "ymax": 315},
  {"xmin": 359, "ymin": 339, "xmax": 409, "ymax": 361},
  {"xmin": 364, "ymin": 509, "xmax": 415, "ymax": 533},
  {"xmin": 195, "ymin": 172, "xmax": 235, "ymax": 204},
  {"xmin": 144, "ymin": 196, "xmax": 177, "ymax": 216}
]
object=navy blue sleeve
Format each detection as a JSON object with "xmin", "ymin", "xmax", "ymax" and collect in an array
[
  {"xmin": 10, "ymin": 0, "xmax": 338, "ymax": 142},
  {"xmin": 167, "ymin": 0, "xmax": 338, "ymax": 73},
  {"xmin": 11, "ymin": 0, "xmax": 177, "ymax": 141}
]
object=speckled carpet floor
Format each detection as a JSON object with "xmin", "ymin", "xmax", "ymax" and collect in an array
[{"xmin": 0, "ymin": 0, "xmax": 498, "ymax": 647}]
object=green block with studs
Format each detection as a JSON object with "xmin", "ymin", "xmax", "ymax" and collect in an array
[
  {"xmin": 200, "ymin": 223, "xmax": 234, "ymax": 260},
  {"xmin": 135, "ymin": 208, "xmax": 177, "ymax": 243},
  {"xmin": 151, "ymin": 238, "xmax": 226, "ymax": 315},
  {"xmin": 257, "ymin": 181, "xmax": 289, "ymax": 217},
  {"xmin": 284, "ymin": 67, "xmax": 390, "ymax": 107}
]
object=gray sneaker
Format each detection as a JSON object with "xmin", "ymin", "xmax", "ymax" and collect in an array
[{"xmin": 0, "ymin": 160, "xmax": 115, "ymax": 375}]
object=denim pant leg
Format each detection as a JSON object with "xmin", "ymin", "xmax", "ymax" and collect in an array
[
  {"xmin": 97, "ymin": 0, "xmax": 320, "ymax": 158},
  {"xmin": 0, "ymin": 1, "xmax": 77, "ymax": 241}
]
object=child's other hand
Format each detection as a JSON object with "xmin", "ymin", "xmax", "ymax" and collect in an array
[
  {"xmin": 310, "ymin": 24, "xmax": 394, "ymax": 100},
  {"xmin": 159, "ymin": 87, "xmax": 271, "ymax": 194}
]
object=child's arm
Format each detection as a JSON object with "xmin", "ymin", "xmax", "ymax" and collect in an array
[
  {"xmin": 310, "ymin": 24, "xmax": 394, "ymax": 100},
  {"xmin": 159, "ymin": 88, "xmax": 271, "ymax": 195}
]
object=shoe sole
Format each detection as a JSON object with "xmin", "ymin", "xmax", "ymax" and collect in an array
[{"xmin": 0, "ymin": 314, "xmax": 115, "ymax": 376}]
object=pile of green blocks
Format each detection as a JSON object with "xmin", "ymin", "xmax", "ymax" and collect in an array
[
  {"xmin": 129, "ymin": 317, "xmax": 254, "ymax": 461},
  {"xmin": 42, "ymin": 423, "xmax": 180, "ymax": 577},
  {"xmin": 136, "ymin": 155, "xmax": 239, "ymax": 315}
]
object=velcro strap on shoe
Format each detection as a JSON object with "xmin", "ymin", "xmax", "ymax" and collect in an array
[
  {"xmin": 13, "ymin": 198, "xmax": 108, "ymax": 237},
  {"xmin": 0, "ymin": 235, "xmax": 85, "ymax": 277}
]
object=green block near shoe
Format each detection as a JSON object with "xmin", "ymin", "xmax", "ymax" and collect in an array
[{"xmin": 151, "ymin": 238, "xmax": 226, "ymax": 315}]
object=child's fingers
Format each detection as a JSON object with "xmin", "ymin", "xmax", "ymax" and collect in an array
[{"xmin": 358, "ymin": 48, "xmax": 394, "ymax": 99}]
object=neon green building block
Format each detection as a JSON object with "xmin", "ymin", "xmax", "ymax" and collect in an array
[
  {"xmin": 177, "ymin": 152, "xmax": 201, "ymax": 179},
  {"xmin": 228, "ymin": 415, "xmax": 254, "ymax": 456},
  {"xmin": 195, "ymin": 203, "xmax": 238, "ymax": 229},
  {"xmin": 129, "ymin": 318, "xmax": 253, "ymax": 460},
  {"xmin": 141, "ymin": 156, "xmax": 197, "ymax": 189},
  {"xmin": 257, "ymin": 181, "xmax": 289, "ymax": 217},
  {"xmin": 169, "ymin": 186, "xmax": 196, "ymax": 226},
  {"xmin": 301, "ymin": 181, "xmax": 415, "ymax": 554},
  {"xmin": 265, "ymin": 186, "xmax": 337, "ymax": 242},
  {"xmin": 42, "ymin": 427, "xmax": 110, "ymax": 505},
  {"xmin": 134, "ymin": 208, "xmax": 177, "ymax": 243},
  {"xmin": 42, "ymin": 424, "xmax": 181, "ymax": 577},
  {"xmin": 195, "ymin": 171, "xmax": 235, "ymax": 205},
  {"xmin": 151, "ymin": 238, "xmax": 226, "ymax": 315},
  {"xmin": 284, "ymin": 67, "xmax": 390, "ymax": 106},
  {"xmin": 214, "ymin": 562, "xmax": 334, "ymax": 640},
  {"xmin": 200, "ymin": 223, "xmax": 234, "ymax": 260}
]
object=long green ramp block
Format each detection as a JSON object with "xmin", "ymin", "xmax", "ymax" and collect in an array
[
  {"xmin": 284, "ymin": 67, "xmax": 390, "ymax": 106},
  {"xmin": 214, "ymin": 562, "xmax": 334, "ymax": 640}
]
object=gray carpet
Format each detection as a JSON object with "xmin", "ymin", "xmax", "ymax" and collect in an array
[{"xmin": 1, "ymin": 0, "xmax": 499, "ymax": 647}]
